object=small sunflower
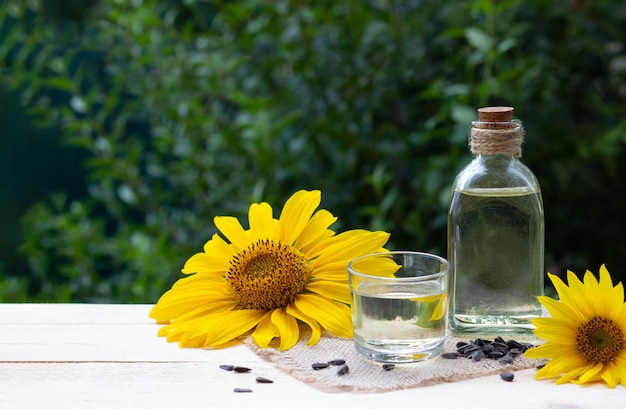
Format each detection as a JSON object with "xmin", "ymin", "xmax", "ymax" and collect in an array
[
  {"xmin": 524, "ymin": 265, "xmax": 626, "ymax": 387},
  {"xmin": 150, "ymin": 190, "xmax": 390, "ymax": 351}
]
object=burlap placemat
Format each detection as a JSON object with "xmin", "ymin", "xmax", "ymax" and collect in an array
[{"xmin": 244, "ymin": 330, "xmax": 542, "ymax": 392}]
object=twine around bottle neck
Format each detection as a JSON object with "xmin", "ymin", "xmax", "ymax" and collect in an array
[{"xmin": 469, "ymin": 123, "xmax": 524, "ymax": 158}]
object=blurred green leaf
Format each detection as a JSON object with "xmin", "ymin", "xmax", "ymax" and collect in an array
[{"xmin": 465, "ymin": 27, "xmax": 492, "ymax": 53}]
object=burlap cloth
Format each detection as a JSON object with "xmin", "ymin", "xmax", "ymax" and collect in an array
[{"xmin": 244, "ymin": 328, "xmax": 542, "ymax": 393}]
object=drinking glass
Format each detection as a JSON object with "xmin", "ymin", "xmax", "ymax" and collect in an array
[{"xmin": 348, "ymin": 251, "xmax": 450, "ymax": 363}]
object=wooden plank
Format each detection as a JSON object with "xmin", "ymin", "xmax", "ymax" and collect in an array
[
  {"xmin": 0, "ymin": 303, "xmax": 153, "ymax": 324},
  {"xmin": 0, "ymin": 323, "xmax": 262, "ymax": 362},
  {"xmin": 0, "ymin": 304, "xmax": 211, "ymax": 362},
  {"xmin": 0, "ymin": 304, "xmax": 623, "ymax": 409},
  {"xmin": 1, "ymin": 362, "xmax": 623, "ymax": 409}
]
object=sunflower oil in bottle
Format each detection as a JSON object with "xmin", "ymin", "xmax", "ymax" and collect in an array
[{"xmin": 447, "ymin": 106, "xmax": 544, "ymax": 335}]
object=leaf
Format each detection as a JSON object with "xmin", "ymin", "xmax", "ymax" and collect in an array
[
  {"xmin": 69, "ymin": 95, "xmax": 88, "ymax": 114},
  {"xmin": 497, "ymin": 37, "xmax": 517, "ymax": 53},
  {"xmin": 464, "ymin": 27, "xmax": 492, "ymax": 53},
  {"xmin": 43, "ymin": 77, "xmax": 74, "ymax": 92},
  {"xmin": 451, "ymin": 104, "xmax": 476, "ymax": 125}
]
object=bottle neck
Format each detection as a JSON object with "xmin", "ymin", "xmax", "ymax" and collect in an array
[
  {"xmin": 469, "ymin": 120, "xmax": 524, "ymax": 158},
  {"xmin": 474, "ymin": 154, "xmax": 518, "ymax": 168}
]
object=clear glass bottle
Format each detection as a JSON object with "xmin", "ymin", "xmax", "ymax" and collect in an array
[{"xmin": 447, "ymin": 106, "xmax": 544, "ymax": 335}]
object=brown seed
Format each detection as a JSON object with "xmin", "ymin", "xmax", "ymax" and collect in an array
[
  {"xmin": 233, "ymin": 388, "xmax": 253, "ymax": 393},
  {"xmin": 232, "ymin": 366, "xmax": 251, "ymax": 373},
  {"xmin": 219, "ymin": 364, "xmax": 234, "ymax": 371},
  {"xmin": 328, "ymin": 359, "xmax": 346, "ymax": 366},
  {"xmin": 255, "ymin": 376, "xmax": 274, "ymax": 383},
  {"xmin": 500, "ymin": 372, "xmax": 515, "ymax": 382},
  {"xmin": 382, "ymin": 364, "xmax": 395, "ymax": 371}
]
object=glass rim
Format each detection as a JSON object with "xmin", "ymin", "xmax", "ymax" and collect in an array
[
  {"xmin": 347, "ymin": 250, "xmax": 449, "ymax": 281},
  {"xmin": 470, "ymin": 119, "xmax": 522, "ymax": 126}
]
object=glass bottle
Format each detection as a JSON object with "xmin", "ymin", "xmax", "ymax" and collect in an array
[{"xmin": 447, "ymin": 106, "xmax": 544, "ymax": 335}]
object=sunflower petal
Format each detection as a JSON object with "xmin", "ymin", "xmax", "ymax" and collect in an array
[
  {"xmin": 286, "ymin": 303, "xmax": 322, "ymax": 346},
  {"xmin": 202, "ymin": 233, "xmax": 235, "ymax": 261},
  {"xmin": 182, "ymin": 252, "xmax": 230, "ymax": 275},
  {"xmin": 214, "ymin": 215, "xmax": 249, "ymax": 250},
  {"xmin": 549, "ymin": 272, "xmax": 583, "ymax": 315},
  {"xmin": 248, "ymin": 202, "xmax": 278, "ymax": 241},
  {"xmin": 296, "ymin": 209, "xmax": 337, "ymax": 252},
  {"xmin": 294, "ymin": 293, "xmax": 353, "ymax": 338},
  {"xmin": 306, "ymin": 280, "xmax": 352, "ymax": 305},
  {"xmin": 180, "ymin": 309, "xmax": 266, "ymax": 347},
  {"xmin": 311, "ymin": 230, "xmax": 390, "ymax": 265},
  {"xmin": 251, "ymin": 311, "xmax": 278, "ymax": 348},
  {"xmin": 611, "ymin": 354, "xmax": 626, "ymax": 387},
  {"xmin": 556, "ymin": 365, "xmax": 592, "ymax": 385},
  {"xmin": 279, "ymin": 190, "xmax": 321, "ymax": 246},
  {"xmin": 271, "ymin": 308, "xmax": 300, "ymax": 351},
  {"xmin": 537, "ymin": 295, "xmax": 584, "ymax": 323},
  {"xmin": 597, "ymin": 265, "xmax": 626, "ymax": 322},
  {"xmin": 525, "ymin": 342, "xmax": 580, "ymax": 361},
  {"xmin": 535, "ymin": 354, "xmax": 586, "ymax": 379},
  {"xmin": 577, "ymin": 362, "xmax": 603, "ymax": 384},
  {"xmin": 150, "ymin": 287, "xmax": 234, "ymax": 322},
  {"xmin": 598, "ymin": 362, "xmax": 621, "ymax": 388},
  {"xmin": 531, "ymin": 319, "xmax": 577, "ymax": 343}
]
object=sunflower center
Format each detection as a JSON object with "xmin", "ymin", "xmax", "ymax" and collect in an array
[
  {"xmin": 226, "ymin": 238, "xmax": 311, "ymax": 310},
  {"xmin": 576, "ymin": 316, "xmax": 624, "ymax": 364}
]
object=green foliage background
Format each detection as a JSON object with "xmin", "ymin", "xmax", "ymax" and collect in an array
[{"xmin": 1, "ymin": 0, "xmax": 625, "ymax": 302}]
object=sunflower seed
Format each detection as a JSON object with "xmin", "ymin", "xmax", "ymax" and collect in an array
[
  {"xmin": 481, "ymin": 344, "xmax": 495, "ymax": 353},
  {"xmin": 446, "ymin": 337, "xmax": 536, "ymax": 364},
  {"xmin": 232, "ymin": 366, "xmax": 251, "ymax": 373},
  {"xmin": 234, "ymin": 388, "xmax": 253, "ymax": 393},
  {"xmin": 487, "ymin": 350, "xmax": 505, "ymax": 359},
  {"xmin": 470, "ymin": 349, "xmax": 485, "ymax": 361},
  {"xmin": 536, "ymin": 363, "xmax": 546, "ymax": 370},
  {"xmin": 256, "ymin": 377, "xmax": 274, "ymax": 384},
  {"xmin": 382, "ymin": 364, "xmax": 395, "ymax": 371},
  {"xmin": 337, "ymin": 365, "xmax": 349, "ymax": 376},
  {"xmin": 219, "ymin": 364, "xmax": 234, "ymax": 371},
  {"xmin": 312, "ymin": 362, "xmax": 330, "ymax": 370},
  {"xmin": 500, "ymin": 372, "xmax": 515, "ymax": 382},
  {"xmin": 328, "ymin": 359, "xmax": 346, "ymax": 366},
  {"xmin": 506, "ymin": 340, "xmax": 525, "ymax": 350},
  {"xmin": 498, "ymin": 353, "xmax": 514, "ymax": 364},
  {"xmin": 492, "ymin": 341, "xmax": 509, "ymax": 350}
]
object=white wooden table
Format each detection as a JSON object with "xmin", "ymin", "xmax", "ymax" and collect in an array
[{"xmin": 0, "ymin": 304, "xmax": 622, "ymax": 409}]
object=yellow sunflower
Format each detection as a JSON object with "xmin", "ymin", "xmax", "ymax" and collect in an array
[
  {"xmin": 150, "ymin": 190, "xmax": 390, "ymax": 351},
  {"xmin": 524, "ymin": 265, "xmax": 626, "ymax": 388}
]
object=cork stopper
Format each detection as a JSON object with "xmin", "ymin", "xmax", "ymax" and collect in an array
[
  {"xmin": 477, "ymin": 106, "xmax": 514, "ymax": 122},
  {"xmin": 475, "ymin": 106, "xmax": 515, "ymax": 130},
  {"xmin": 470, "ymin": 106, "xmax": 523, "ymax": 157}
]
